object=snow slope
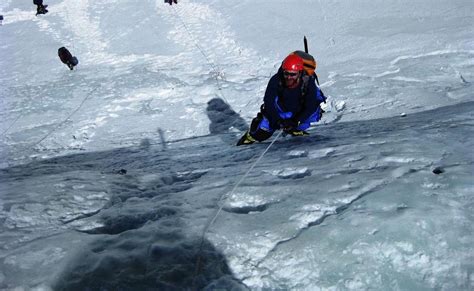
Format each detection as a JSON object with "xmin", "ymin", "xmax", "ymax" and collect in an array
[{"xmin": 0, "ymin": 0, "xmax": 473, "ymax": 289}]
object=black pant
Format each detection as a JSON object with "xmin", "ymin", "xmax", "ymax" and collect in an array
[{"xmin": 248, "ymin": 107, "xmax": 273, "ymax": 142}]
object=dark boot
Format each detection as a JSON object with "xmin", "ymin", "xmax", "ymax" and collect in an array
[
  {"xmin": 251, "ymin": 128, "xmax": 273, "ymax": 142},
  {"xmin": 237, "ymin": 112, "xmax": 273, "ymax": 145}
]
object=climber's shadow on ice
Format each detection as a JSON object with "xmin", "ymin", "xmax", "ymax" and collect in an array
[
  {"xmin": 206, "ymin": 98, "xmax": 248, "ymax": 144},
  {"xmin": 39, "ymin": 148, "xmax": 248, "ymax": 290},
  {"xmin": 0, "ymin": 143, "xmax": 248, "ymax": 290},
  {"xmin": 54, "ymin": 225, "xmax": 247, "ymax": 290}
]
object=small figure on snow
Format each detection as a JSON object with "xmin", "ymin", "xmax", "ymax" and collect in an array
[
  {"xmin": 58, "ymin": 47, "xmax": 79, "ymax": 70},
  {"xmin": 237, "ymin": 54, "xmax": 326, "ymax": 145},
  {"xmin": 0, "ymin": 15, "xmax": 4, "ymax": 26},
  {"xmin": 164, "ymin": 0, "xmax": 178, "ymax": 5},
  {"xmin": 33, "ymin": 0, "xmax": 48, "ymax": 16}
]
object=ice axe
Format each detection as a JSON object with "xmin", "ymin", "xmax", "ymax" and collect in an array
[{"xmin": 304, "ymin": 36, "xmax": 309, "ymax": 53}]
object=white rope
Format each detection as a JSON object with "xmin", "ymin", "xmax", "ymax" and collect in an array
[
  {"xmin": 194, "ymin": 130, "xmax": 282, "ymax": 279},
  {"xmin": 207, "ymin": 130, "xmax": 282, "ymax": 230},
  {"xmin": 30, "ymin": 84, "xmax": 101, "ymax": 150},
  {"xmin": 1, "ymin": 113, "xmax": 23, "ymax": 137},
  {"xmin": 168, "ymin": 2, "xmax": 287, "ymax": 244},
  {"xmin": 171, "ymin": 5, "xmax": 230, "ymax": 105}
]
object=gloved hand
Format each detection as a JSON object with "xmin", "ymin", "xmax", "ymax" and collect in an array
[{"xmin": 280, "ymin": 118, "xmax": 299, "ymax": 131}]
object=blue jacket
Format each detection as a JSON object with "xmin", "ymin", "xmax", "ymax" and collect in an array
[{"xmin": 263, "ymin": 72, "xmax": 325, "ymax": 128}]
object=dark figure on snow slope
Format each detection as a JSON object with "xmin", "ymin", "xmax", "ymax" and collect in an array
[
  {"xmin": 33, "ymin": 0, "xmax": 48, "ymax": 15},
  {"xmin": 58, "ymin": 47, "xmax": 79, "ymax": 70},
  {"xmin": 165, "ymin": 0, "xmax": 178, "ymax": 5},
  {"xmin": 237, "ymin": 54, "xmax": 326, "ymax": 145}
]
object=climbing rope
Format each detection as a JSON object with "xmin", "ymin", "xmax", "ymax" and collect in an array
[
  {"xmin": 29, "ymin": 84, "xmax": 102, "ymax": 151},
  {"xmin": 1, "ymin": 113, "xmax": 23, "ymax": 137},
  {"xmin": 168, "ymin": 6, "xmax": 286, "ymax": 273},
  {"xmin": 193, "ymin": 130, "xmax": 282, "ymax": 280},
  {"xmin": 208, "ymin": 130, "xmax": 282, "ymax": 229},
  {"xmin": 171, "ymin": 5, "xmax": 230, "ymax": 105}
]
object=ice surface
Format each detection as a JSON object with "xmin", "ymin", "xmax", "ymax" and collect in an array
[{"xmin": 1, "ymin": 0, "xmax": 473, "ymax": 290}]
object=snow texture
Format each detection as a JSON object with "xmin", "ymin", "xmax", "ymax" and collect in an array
[{"xmin": 0, "ymin": 0, "xmax": 473, "ymax": 290}]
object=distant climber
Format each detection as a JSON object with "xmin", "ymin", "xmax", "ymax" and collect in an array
[
  {"xmin": 0, "ymin": 15, "xmax": 3, "ymax": 25},
  {"xmin": 58, "ymin": 47, "xmax": 79, "ymax": 70},
  {"xmin": 33, "ymin": 0, "xmax": 48, "ymax": 16},
  {"xmin": 164, "ymin": 0, "xmax": 178, "ymax": 5}
]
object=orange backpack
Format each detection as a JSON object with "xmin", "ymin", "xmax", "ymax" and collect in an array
[{"xmin": 279, "ymin": 37, "xmax": 325, "ymax": 102}]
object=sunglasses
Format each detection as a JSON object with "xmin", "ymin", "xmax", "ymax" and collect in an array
[{"xmin": 283, "ymin": 71, "xmax": 299, "ymax": 77}]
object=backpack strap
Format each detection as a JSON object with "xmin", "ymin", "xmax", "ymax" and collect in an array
[
  {"xmin": 301, "ymin": 73, "xmax": 310, "ymax": 98},
  {"xmin": 314, "ymin": 74, "xmax": 320, "ymax": 86}
]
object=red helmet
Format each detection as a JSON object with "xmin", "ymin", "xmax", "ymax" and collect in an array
[{"xmin": 282, "ymin": 54, "xmax": 304, "ymax": 71}]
